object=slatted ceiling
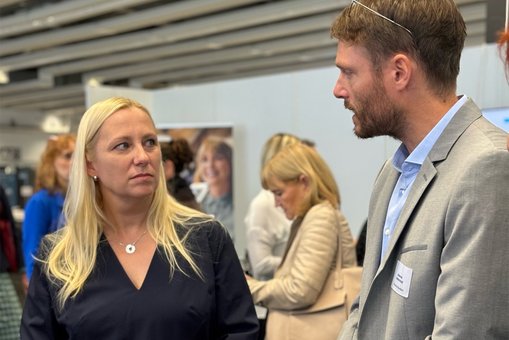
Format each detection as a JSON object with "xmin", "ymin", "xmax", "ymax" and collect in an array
[
  {"xmin": 0, "ymin": 0, "xmax": 160, "ymax": 39},
  {"xmin": 41, "ymin": 13, "xmax": 336, "ymax": 77},
  {"xmin": 0, "ymin": 84, "xmax": 83, "ymax": 106},
  {"xmin": 0, "ymin": 0, "xmax": 491, "ymax": 131},
  {"xmin": 85, "ymin": 30, "xmax": 334, "ymax": 83}
]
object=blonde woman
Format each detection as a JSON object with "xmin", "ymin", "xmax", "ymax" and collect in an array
[
  {"xmin": 247, "ymin": 143, "xmax": 357, "ymax": 340},
  {"xmin": 244, "ymin": 133, "xmax": 301, "ymax": 280},
  {"xmin": 21, "ymin": 97, "xmax": 258, "ymax": 339},
  {"xmin": 22, "ymin": 133, "xmax": 75, "ymax": 283},
  {"xmin": 194, "ymin": 137, "xmax": 234, "ymax": 240}
]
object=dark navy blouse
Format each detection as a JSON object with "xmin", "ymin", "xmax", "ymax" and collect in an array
[{"xmin": 21, "ymin": 221, "xmax": 259, "ymax": 339}]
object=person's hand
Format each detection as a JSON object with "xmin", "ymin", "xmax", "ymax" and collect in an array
[{"xmin": 245, "ymin": 273, "xmax": 253, "ymax": 281}]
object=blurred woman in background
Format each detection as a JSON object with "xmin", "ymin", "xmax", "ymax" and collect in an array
[
  {"xmin": 22, "ymin": 134, "xmax": 75, "ymax": 286},
  {"xmin": 160, "ymin": 139, "xmax": 200, "ymax": 210},
  {"xmin": 247, "ymin": 143, "xmax": 357, "ymax": 340},
  {"xmin": 244, "ymin": 133, "xmax": 301, "ymax": 280}
]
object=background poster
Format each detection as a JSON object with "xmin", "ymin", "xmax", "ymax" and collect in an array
[{"xmin": 156, "ymin": 123, "xmax": 235, "ymax": 240}]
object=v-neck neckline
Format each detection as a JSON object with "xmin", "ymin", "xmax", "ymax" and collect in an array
[{"xmin": 101, "ymin": 235, "xmax": 158, "ymax": 291}]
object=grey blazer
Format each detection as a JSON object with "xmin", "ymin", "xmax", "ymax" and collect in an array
[{"xmin": 339, "ymin": 99, "xmax": 509, "ymax": 340}]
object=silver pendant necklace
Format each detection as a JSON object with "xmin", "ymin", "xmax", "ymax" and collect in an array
[{"xmin": 118, "ymin": 231, "xmax": 148, "ymax": 254}]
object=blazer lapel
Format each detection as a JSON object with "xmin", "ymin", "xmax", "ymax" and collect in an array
[
  {"xmin": 375, "ymin": 98, "xmax": 481, "ymax": 273},
  {"xmin": 363, "ymin": 161, "xmax": 399, "ymax": 283},
  {"xmin": 427, "ymin": 98, "xmax": 481, "ymax": 163},
  {"xmin": 376, "ymin": 160, "xmax": 436, "ymax": 273}
]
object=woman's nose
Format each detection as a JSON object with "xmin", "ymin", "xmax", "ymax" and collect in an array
[{"xmin": 133, "ymin": 144, "xmax": 149, "ymax": 165}]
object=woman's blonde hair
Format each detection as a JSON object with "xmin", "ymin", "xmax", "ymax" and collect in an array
[
  {"xmin": 44, "ymin": 97, "xmax": 209, "ymax": 309},
  {"xmin": 261, "ymin": 143, "xmax": 340, "ymax": 217},
  {"xmin": 35, "ymin": 134, "xmax": 76, "ymax": 193},
  {"xmin": 260, "ymin": 132, "xmax": 301, "ymax": 171}
]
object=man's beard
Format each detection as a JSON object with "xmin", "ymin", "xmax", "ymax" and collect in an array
[{"xmin": 346, "ymin": 80, "xmax": 405, "ymax": 140}]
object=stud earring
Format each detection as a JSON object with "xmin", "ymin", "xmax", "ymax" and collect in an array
[{"xmin": 93, "ymin": 175, "xmax": 98, "ymax": 182}]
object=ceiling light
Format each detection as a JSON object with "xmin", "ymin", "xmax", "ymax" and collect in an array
[
  {"xmin": 0, "ymin": 70, "xmax": 9, "ymax": 84},
  {"xmin": 40, "ymin": 114, "xmax": 70, "ymax": 134},
  {"xmin": 87, "ymin": 78, "xmax": 101, "ymax": 87}
]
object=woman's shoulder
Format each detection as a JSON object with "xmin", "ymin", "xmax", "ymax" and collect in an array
[
  {"xmin": 180, "ymin": 218, "xmax": 232, "ymax": 260},
  {"xmin": 26, "ymin": 189, "xmax": 63, "ymax": 205},
  {"xmin": 181, "ymin": 217, "xmax": 229, "ymax": 241},
  {"xmin": 26, "ymin": 189, "xmax": 49, "ymax": 202},
  {"xmin": 35, "ymin": 228, "xmax": 64, "ymax": 260},
  {"xmin": 306, "ymin": 201, "xmax": 337, "ymax": 218},
  {"xmin": 303, "ymin": 202, "xmax": 346, "ymax": 230}
]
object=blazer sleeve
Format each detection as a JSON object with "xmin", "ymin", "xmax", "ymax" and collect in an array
[
  {"xmin": 207, "ymin": 222, "xmax": 259, "ymax": 339},
  {"xmin": 20, "ymin": 254, "xmax": 68, "ymax": 339},
  {"xmin": 430, "ymin": 148, "xmax": 509, "ymax": 338},
  {"xmin": 337, "ymin": 295, "xmax": 360, "ymax": 340},
  {"xmin": 249, "ymin": 203, "xmax": 339, "ymax": 310}
]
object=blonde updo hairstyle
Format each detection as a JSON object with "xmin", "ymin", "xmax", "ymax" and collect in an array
[
  {"xmin": 260, "ymin": 133, "xmax": 301, "ymax": 177},
  {"xmin": 261, "ymin": 143, "xmax": 340, "ymax": 218}
]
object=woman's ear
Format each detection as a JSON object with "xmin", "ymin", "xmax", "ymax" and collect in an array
[
  {"xmin": 86, "ymin": 157, "xmax": 96, "ymax": 177},
  {"xmin": 298, "ymin": 174, "xmax": 309, "ymax": 187}
]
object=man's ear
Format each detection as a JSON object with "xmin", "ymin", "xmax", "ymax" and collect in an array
[{"xmin": 389, "ymin": 53, "xmax": 412, "ymax": 90}]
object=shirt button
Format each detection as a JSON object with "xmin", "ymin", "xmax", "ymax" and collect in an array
[{"xmin": 384, "ymin": 228, "xmax": 390, "ymax": 236}]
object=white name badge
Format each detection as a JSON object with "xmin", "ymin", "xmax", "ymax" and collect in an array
[{"xmin": 391, "ymin": 260, "xmax": 413, "ymax": 298}]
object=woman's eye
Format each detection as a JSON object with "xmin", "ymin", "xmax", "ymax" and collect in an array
[
  {"xmin": 114, "ymin": 142, "xmax": 129, "ymax": 150},
  {"xmin": 145, "ymin": 138, "xmax": 157, "ymax": 147}
]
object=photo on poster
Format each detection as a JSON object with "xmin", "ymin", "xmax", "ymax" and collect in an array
[{"xmin": 156, "ymin": 123, "xmax": 235, "ymax": 240}]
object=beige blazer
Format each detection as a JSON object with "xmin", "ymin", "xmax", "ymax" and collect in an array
[
  {"xmin": 249, "ymin": 201, "xmax": 357, "ymax": 339},
  {"xmin": 339, "ymin": 99, "xmax": 509, "ymax": 339}
]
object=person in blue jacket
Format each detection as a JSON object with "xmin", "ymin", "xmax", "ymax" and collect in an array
[{"xmin": 22, "ymin": 133, "xmax": 75, "ymax": 286}]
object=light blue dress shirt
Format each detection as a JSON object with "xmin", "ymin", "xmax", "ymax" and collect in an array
[{"xmin": 380, "ymin": 95, "xmax": 468, "ymax": 260}]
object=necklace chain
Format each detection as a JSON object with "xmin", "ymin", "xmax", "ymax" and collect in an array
[{"xmin": 118, "ymin": 231, "xmax": 148, "ymax": 254}]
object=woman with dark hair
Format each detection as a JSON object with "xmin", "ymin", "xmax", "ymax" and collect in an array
[{"xmin": 160, "ymin": 139, "xmax": 200, "ymax": 211}]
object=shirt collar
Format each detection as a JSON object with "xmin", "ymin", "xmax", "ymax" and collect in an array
[{"xmin": 393, "ymin": 95, "xmax": 468, "ymax": 171}]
